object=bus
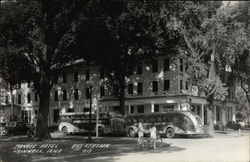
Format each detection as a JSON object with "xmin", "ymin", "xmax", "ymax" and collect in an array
[
  {"xmin": 124, "ymin": 111, "xmax": 205, "ymax": 138},
  {"xmin": 58, "ymin": 111, "xmax": 124, "ymax": 136}
]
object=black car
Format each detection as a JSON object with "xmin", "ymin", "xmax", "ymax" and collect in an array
[{"xmin": 5, "ymin": 121, "xmax": 32, "ymax": 137}]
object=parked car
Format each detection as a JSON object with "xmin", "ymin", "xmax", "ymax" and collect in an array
[
  {"xmin": 226, "ymin": 121, "xmax": 241, "ymax": 130},
  {"xmin": 5, "ymin": 121, "xmax": 33, "ymax": 137},
  {"xmin": 0, "ymin": 122, "xmax": 7, "ymax": 137}
]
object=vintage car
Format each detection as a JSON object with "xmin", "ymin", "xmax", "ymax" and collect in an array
[{"xmin": 5, "ymin": 121, "xmax": 33, "ymax": 137}]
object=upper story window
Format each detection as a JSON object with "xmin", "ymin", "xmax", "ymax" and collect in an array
[
  {"xmin": 100, "ymin": 68, "xmax": 104, "ymax": 79},
  {"xmin": 180, "ymin": 59, "xmax": 183, "ymax": 72},
  {"xmin": 85, "ymin": 69, "xmax": 90, "ymax": 81},
  {"xmin": 164, "ymin": 58, "xmax": 170, "ymax": 71},
  {"xmin": 62, "ymin": 73, "xmax": 67, "ymax": 83},
  {"xmin": 35, "ymin": 93, "xmax": 38, "ymax": 102},
  {"xmin": 128, "ymin": 83, "xmax": 133, "ymax": 95},
  {"xmin": 185, "ymin": 81, "xmax": 189, "ymax": 90},
  {"xmin": 130, "ymin": 106, "xmax": 134, "ymax": 114},
  {"xmin": 100, "ymin": 86, "xmax": 105, "ymax": 97},
  {"xmin": 180, "ymin": 80, "xmax": 183, "ymax": 93},
  {"xmin": 86, "ymin": 88, "xmax": 90, "ymax": 99},
  {"xmin": 74, "ymin": 71, "xmax": 78, "ymax": 82},
  {"xmin": 136, "ymin": 63, "xmax": 143, "ymax": 75},
  {"xmin": 74, "ymin": 89, "xmax": 79, "ymax": 100},
  {"xmin": 164, "ymin": 80, "xmax": 170, "ymax": 91},
  {"xmin": 152, "ymin": 81, "xmax": 158, "ymax": 92},
  {"xmin": 18, "ymin": 94, "xmax": 21, "ymax": 104},
  {"xmin": 137, "ymin": 82, "xmax": 143, "ymax": 94},
  {"xmin": 63, "ymin": 90, "xmax": 67, "ymax": 101},
  {"xmin": 54, "ymin": 91, "xmax": 58, "ymax": 102},
  {"xmin": 27, "ymin": 93, "xmax": 31, "ymax": 103},
  {"xmin": 5, "ymin": 96, "xmax": 9, "ymax": 103},
  {"xmin": 152, "ymin": 59, "xmax": 158, "ymax": 73}
]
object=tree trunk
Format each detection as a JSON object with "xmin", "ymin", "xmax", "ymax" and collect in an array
[
  {"xmin": 207, "ymin": 105, "xmax": 214, "ymax": 135},
  {"xmin": 35, "ymin": 72, "xmax": 51, "ymax": 140}
]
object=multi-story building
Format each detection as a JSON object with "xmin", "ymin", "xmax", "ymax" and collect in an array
[{"xmin": 3, "ymin": 55, "xmax": 237, "ymax": 127}]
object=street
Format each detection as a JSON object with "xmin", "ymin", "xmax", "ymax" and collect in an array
[{"xmin": 0, "ymin": 130, "xmax": 249, "ymax": 162}]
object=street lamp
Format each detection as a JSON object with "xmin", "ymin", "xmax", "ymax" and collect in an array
[{"xmin": 87, "ymin": 85, "xmax": 93, "ymax": 143}]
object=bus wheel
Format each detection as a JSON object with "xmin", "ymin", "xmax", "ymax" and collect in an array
[
  {"xmin": 62, "ymin": 127, "xmax": 68, "ymax": 136},
  {"xmin": 128, "ymin": 129, "xmax": 135, "ymax": 137},
  {"xmin": 166, "ymin": 128, "xmax": 175, "ymax": 138},
  {"xmin": 98, "ymin": 127, "xmax": 104, "ymax": 136}
]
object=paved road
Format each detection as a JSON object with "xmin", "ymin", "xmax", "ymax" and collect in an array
[{"xmin": 0, "ymin": 131, "xmax": 249, "ymax": 162}]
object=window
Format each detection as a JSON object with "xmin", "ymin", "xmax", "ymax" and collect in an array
[
  {"xmin": 74, "ymin": 89, "xmax": 79, "ymax": 100},
  {"xmin": 35, "ymin": 93, "xmax": 38, "ymax": 102},
  {"xmin": 63, "ymin": 90, "xmax": 67, "ymax": 101},
  {"xmin": 154, "ymin": 104, "xmax": 159, "ymax": 112},
  {"xmin": 138, "ymin": 105, "xmax": 144, "ymax": 113},
  {"xmin": 18, "ymin": 94, "xmax": 21, "ymax": 104},
  {"xmin": 136, "ymin": 63, "xmax": 143, "ymax": 75},
  {"xmin": 164, "ymin": 80, "xmax": 170, "ymax": 91},
  {"xmin": 35, "ymin": 110, "xmax": 38, "ymax": 118},
  {"xmin": 164, "ymin": 58, "xmax": 170, "ymax": 71},
  {"xmin": 85, "ymin": 69, "xmax": 90, "ymax": 81},
  {"xmin": 180, "ymin": 59, "xmax": 183, "ymax": 72},
  {"xmin": 86, "ymin": 88, "xmax": 90, "ymax": 99},
  {"xmin": 100, "ymin": 86, "xmax": 105, "ymax": 97},
  {"xmin": 100, "ymin": 68, "xmax": 104, "ymax": 79},
  {"xmin": 53, "ymin": 109, "xmax": 60, "ymax": 123},
  {"xmin": 54, "ymin": 91, "xmax": 58, "ymax": 101},
  {"xmin": 22, "ymin": 110, "xmax": 31, "ymax": 123},
  {"xmin": 152, "ymin": 59, "xmax": 158, "ymax": 73},
  {"xmin": 63, "ymin": 73, "xmax": 67, "ymax": 83},
  {"xmin": 185, "ymin": 81, "xmax": 189, "ymax": 90},
  {"xmin": 152, "ymin": 81, "xmax": 158, "ymax": 92},
  {"xmin": 137, "ymin": 82, "xmax": 143, "ymax": 94},
  {"xmin": 180, "ymin": 80, "xmax": 183, "ymax": 93},
  {"xmin": 27, "ymin": 93, "xmax": 31, "ymax": 103},
  {"xmin": 74, "ymin": 71, "xmax": 78, "ymax": 82},
  {"xmin": 5, "ymin": 96, "xmax": 8, "ymax": 103},
  {"xmin": 131, "ymin": 106, "xmax": 134, "ymax": 114},
  {"xmin": 128, "ymin": 83, "xmax": 133, "ymax": 94}
]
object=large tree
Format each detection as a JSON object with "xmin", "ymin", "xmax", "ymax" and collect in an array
[
  {"xmin": 74, "ymin": 1, "xmax": 180, "ymax": 115},
  {"xmin": 0, "ymin": 0, "xmax": 90, "ymax": 140}
]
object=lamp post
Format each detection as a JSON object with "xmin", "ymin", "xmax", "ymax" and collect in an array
[{"xmin": 87, "ymin": 85, "xmax": 93, "ymax": 143}]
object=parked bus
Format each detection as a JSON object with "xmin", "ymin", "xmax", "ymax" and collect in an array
[
  {"xmin": 124, "ymin": 111, "xmax": 205, "ymax": 138},
  {"xmin": 58, "ymin": 111, "xmax": 124, "ymax": 136}
]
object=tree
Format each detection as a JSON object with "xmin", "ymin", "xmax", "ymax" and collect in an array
[
  {"xmin": 0, "ymin": 0, "xmax": 90, "ymax": 140},
  {"xmin": 74, "ymin": 1, "xmax": 180, "ymax": 115}
]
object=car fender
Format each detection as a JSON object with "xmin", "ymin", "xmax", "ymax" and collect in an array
[{"xmin": 58, "ymin": 122, "xmax": 78, "ymax": 133}]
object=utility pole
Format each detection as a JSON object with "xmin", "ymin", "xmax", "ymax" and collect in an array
[{"xmin": 87, "ymin": 85, "xmax": 93, "ymax": 143}]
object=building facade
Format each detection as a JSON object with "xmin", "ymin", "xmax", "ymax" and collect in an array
[{"xmin": 3, "ymin": 56, "xmax": 237, "ymax": 128}]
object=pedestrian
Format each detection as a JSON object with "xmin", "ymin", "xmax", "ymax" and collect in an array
[
  {"xmin": 150, "ymin": 123, "xmax": 157, "ymax": 149},
  {"xmin": 138, "ymin": 119, "xmax": 144, "ymax": 145}
]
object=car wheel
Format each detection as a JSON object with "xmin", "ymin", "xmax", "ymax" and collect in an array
[
  {"xmin": 62, "ymin": 126, "xmax": 68, "ymax": 136},
  {"xmin": 27, "ymin": 129, "xmax": 35, "ymax": 138},
  {"xmin": 166, "ymin": 128, "xmax": 175, "ymax": 138},
  {"xmin": 128, "ymin": 128, "xmax": 136, "ymax": 137}
]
